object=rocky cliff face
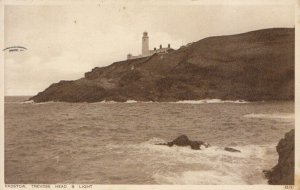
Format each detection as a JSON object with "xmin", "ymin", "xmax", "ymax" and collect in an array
[
  {"xmin": 265, "ymin": 129, "xmax": 295, "ymax": 185},
  {"xmin": 30, "ymin": 28, "xmax": 295, "ymax": 102}
]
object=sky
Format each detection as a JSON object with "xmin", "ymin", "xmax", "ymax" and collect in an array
[{"xmin": 4, "ymin": 0, "xmax": 295, "ymax": 96}]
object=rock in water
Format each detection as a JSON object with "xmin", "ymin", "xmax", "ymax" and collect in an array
[
  {"xmin": 156, "ymin": 135, "xmax": 209, "ymax": 150},
  {"xmin": 169, "ymin": 135, "xmax": 191, "ymax": 146},
  {"xmin": 265, "ymin": 129, "xmax": 294, "ymax": 185},
  {"xmin": 190, "ymin": 141, "xmax": 201, "ymax": 150},
  {"xmin": 224, "ymin": 147, "xmax": 241, "ymax": 152}
]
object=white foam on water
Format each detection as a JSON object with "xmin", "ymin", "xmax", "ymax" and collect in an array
[
  {"xmin": 152, "ymin": 170, "xmax": 246, "ymax": 185},
  {"xmin": 97, "ymin": 100, "xmax": 139, "ymax": 103},
  {"xmin": 144, "ymin": 137, "xmax": 166, "ymax": 145},
  {"xmin": 244, "ymin": 113, "xmax": 294, "ymax": 120},
  {"xmin": 125, "ymin": 100, "xmax": 138, "ymax": 103},
  {"xmin": 98, "ymin": 100, "xmax": 117, "ymax": 104},
  {"xmin": 125, "ymin": 138, "xmax": 275, "ymax": 184},
  {"xmin": 139, "ymin": 140, "xmax": 271, "ymax": 162},
  {"xmin": 174, "ymin": 99, "xmax": 249, "ymax": 104},
  {"xmin": 19, "ymin": 100, "xmax": 55, "ymax": 105},
  {"xmin": 93, "ymin": 99, "xmax": 248, "ymax": 104},
  {"xmin": 22, "ymin": 100, "xmax": 34, "ymax": 104},
  {"xmin": 124, "ymin": 100, "xmax": 154, "ymax": 103},
  {"xmin": 82, "ymin": 99, "xmax": 250, "ymax": 104}
]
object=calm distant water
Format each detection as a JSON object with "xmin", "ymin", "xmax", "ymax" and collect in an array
[{"xmin": 5, "ymin": 96, "xmax": 294, "ymax": 184}]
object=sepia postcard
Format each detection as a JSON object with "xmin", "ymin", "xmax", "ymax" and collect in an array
[{"xmin": 0, "ymin": 0, "xmax": 299, "ymax": 189}]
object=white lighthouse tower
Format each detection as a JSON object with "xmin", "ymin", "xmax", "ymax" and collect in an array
[
  {"xmin": 142, "ymin": 31, "xmax": 149, "ymax": 56},
  {"xmin": 127, "ymin": 31, "xmax": 171, "ymax": 60}
]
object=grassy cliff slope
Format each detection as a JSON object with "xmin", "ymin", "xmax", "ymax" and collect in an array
[{"xmin": 30, "ymin": 28, "xmax": 295, "ymax": 102}]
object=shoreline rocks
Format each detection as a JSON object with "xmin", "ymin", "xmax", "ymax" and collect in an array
[{"xmin": 264, "ymin": 129, "xmax": 295, "ymax": 185}]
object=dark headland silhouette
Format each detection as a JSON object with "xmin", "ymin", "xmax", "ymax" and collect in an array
[
  {"xmin": 30, "ymin": 28, "xmax": 294, "ymax": 103},
  {"xmin": 264, "ymin": 129, "xmax": 295, "ymax": 185}
]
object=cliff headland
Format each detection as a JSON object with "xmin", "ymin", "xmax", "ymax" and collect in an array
[
  {"xmin": 30, "ymin": 28, "xmax": 294, "ymax": 103},
  {"xmin": 265, "ymin": 129, "xmax": 295, "ymax": 185}
]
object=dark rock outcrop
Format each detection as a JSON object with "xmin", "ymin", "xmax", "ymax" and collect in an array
[
  {"xmin": 190, "ymin": 141, "xmax": 202, "ymax": 150},
  {"xmin": 30, "ymin": 28, "xmax": 294, "ymax": 103},
  {"xmin": 168, "ymin": 135, "xmax": 191, "ymax": 146},
  {"xmin": 264, "ymin": 129, "xmax": 295, "ymax": 185},
  {"xmin": 157, "ymin": 135, "xmax": 209, "ymax": 150},
  {"xmin": 224, "ymin": 147, "xmax": 241, "ymax": 153}
]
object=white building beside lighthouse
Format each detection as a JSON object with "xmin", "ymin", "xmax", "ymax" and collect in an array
[{"xmin": 127, "ymin": 31, "xmax": 171, "ymax": 60}]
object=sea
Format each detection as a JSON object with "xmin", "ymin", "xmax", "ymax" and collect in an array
[{"xmin": 4, "ymin": 96, "xmax": 294, "ymax": 184}]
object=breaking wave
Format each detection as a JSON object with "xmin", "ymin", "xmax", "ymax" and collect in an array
[
  {"xmin": 174, "ymin": 99, "xmax": 249, "ymax": 104},
  {"xmin": 98, "ymin": 100, "xmax": 117, "ymax": 104},
  {"xmin": 105, "ymin": 137, "xmax": 276, "ymax": 184},
  {"xmin": 244, "ymin": 113, "xmax": 294, "ymax": 120},
  {"xmin": 26, "ymin": 101, "xmax": 55, "ymax": 105},
  {"xmin": 93, "ymin": 99, "xmax": 249, "ymax": 104},
  {"xmin": 22, "ymin": 100, "xmax": 34, "ymax": 104},
  {"xmin": 16, "ymin": 99, "xmax": 249, "ymax": 104},
  {"xmin": 152, "ymin": 170, "xmax": 247, "ymax": 185},
  {"xmin": 125, "ymin": 100, "xmax": 138, "ymax": 103},
  {"xmin": 97, "ymin": 100, "xmax": 153, "ymax": 104}
]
